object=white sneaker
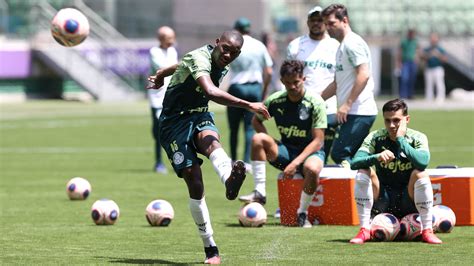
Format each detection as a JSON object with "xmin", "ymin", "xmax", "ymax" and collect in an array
[{"xmin": 274, "ymin": 208, "xmax": 281, "ymax": 219}]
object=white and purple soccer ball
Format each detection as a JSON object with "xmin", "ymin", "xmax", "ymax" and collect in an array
[
  {"xmin": 91, "ymin": 199, "xmax": 120, "ymax": 225},
  {"xmin": 370, "ymin": 213, "xmax": 400, "ymax": 241},
  {"xmin": 66, "ymin": 177, "xmax": 91, "ymax": 200},
  {"xmin": 145, "ymin": 199, "xmax": 175, "ymax": 226},
  {"xmin": 432, "ymin": 205, "xmax": 456, "ymax": 233},
  {"xmin": 398, "ymin": 213, "xmax": 422, "ymax": 241},
  {"xmin": 238, "ymin": 202, "xmax": 267, "ymax": 227},
  {"xmin": 51, "ymin": 8, "xmax": 90, "ymax": 47}
]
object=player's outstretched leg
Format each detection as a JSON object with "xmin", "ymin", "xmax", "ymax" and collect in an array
[
  {"xmin": 350, "ymin": 227, "xmax": 371, "ymax": 244},
  {"xmin": 225, "ymin": 160, "xmax": 246, "ymax": 200},
  {"xmin": 204, "ymin": 246, "xmax": 221, "ymax": 264}
]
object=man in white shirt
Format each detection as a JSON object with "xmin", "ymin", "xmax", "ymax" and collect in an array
[
  {"xmin": 227, "ymin": 18, "xmax": 273, "ymax": 165},
  {"xmin": 287, "ymin": 5, "xmax": 339, "ymax": 165},
  {"xmin": 148, "ymin": 26, "xmax": 178, "ymax": 173},
  {"xmin": 321, "ymin": 4, "xmax": 378, "ymax": 166}
]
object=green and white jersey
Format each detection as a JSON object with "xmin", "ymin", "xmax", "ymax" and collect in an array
[
  {"xmin": 287, "ymin": 34, "xmax": 339, "ymax": 114},
  {"xmin": 162, "ymin": 45, "xmax": 229, "ymax": 116},
  {"xmin": 335, "ymin": 32, "xmax": 377, "ymax": 116},
  {"xmin": 257, "ymin": 90, "xmax": 327, "ymax": 150},
  {"xmin": 357, "ymin": 128, "xmax": 430, "ymax": 187}
]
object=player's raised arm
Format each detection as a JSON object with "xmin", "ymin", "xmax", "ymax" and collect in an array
[{"xmin": 146, "ymin": 63, "xmax": 178, "ymax": 89}]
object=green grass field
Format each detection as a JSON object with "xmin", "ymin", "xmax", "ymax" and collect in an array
[{"xmin": 1, "ymin": 101, "xmax": 473, "ymax": 264}]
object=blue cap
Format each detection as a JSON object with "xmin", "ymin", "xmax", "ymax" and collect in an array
[{"xmin": 234, "ymin": 17, "xmax": 251, "ymax": 32}]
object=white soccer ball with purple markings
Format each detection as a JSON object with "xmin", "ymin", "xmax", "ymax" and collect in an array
[
  {"xmin": 91, "ymin": 199, "xmax": 120, "ymax": 225},
  {"xmin": 238, "ymin": 202, "xmax": 267, "ymax": 227},
  {"xmin": 432, "ymin": 205, "xmax": 456, "ymax": 233},
  {"xmin": 66, "ymin": 177, "xmax": 91, "ymax": 200},
  {"xmin": 146, "ymin": 199, "xmax": 174, "ymax": 226},
  {"xmin": 51, "ymin": 8, "xmax": 90, "ymax": 47},
  {"xmin": 398, "ymin": 213, "xmax": 422, "ymax": 241},
  {"xmin": 370, "ymin": 213, "xmax": 400, "ymax": 241}
]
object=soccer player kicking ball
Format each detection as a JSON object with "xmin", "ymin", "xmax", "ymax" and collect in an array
[
  {"xmin": 239, "ymin": 60, "xmax": 327, "ymax": 227},
  {"xmin": 349, "ymin": 99, "xmax": 442, "ymax": 244},
  {"xmin": 148, "ymin": 30, "xmax": 270, "ymax": 264}
]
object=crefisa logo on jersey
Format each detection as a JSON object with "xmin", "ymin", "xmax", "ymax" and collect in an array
[
  {"xmin": 173, "ymin": 152, "xmax": 184, "ymax": 165},
  {"xmin": 299, "ymin": 104, "xmax": 309, "ymax": 120}
]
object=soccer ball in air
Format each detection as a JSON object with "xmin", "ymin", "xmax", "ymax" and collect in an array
[
  {"xmin": 66, "ymin": 177, "xmax": 91, "ymax": 200},
  {"xmin": 398, "ymin": 213, "xmax": 422, "ymax": 241},
  {"xmin": 432, "ymin": 205, "xmax": 456, "ymax": 233},
  {"xmin": 145, "ymin": 199, "xmax": 175, "ymax": 226},
  {"xmin": 91, "ymin": 199, "xmax": 120, "ymax": 225},
  {"xmin": 370, "ymin": 213, "xmax": 400, "ymax": 241},
  {"xmin": 238, "ymin": 202, "xmax": 267, "ymax": 227},
  {"xmin": 51, "ymin": 8, "xmax": 90, "ymax": 47}
]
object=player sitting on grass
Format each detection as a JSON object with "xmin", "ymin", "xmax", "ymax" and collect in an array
[
  {"xmin": 148, "ymin": 30, "xmax": 270, "ymax": 264},
  {"xmin": 239, "ymin": 60, "xmax": 327, "ymax": 227},
  {"xmin": 349, "ymin": 99, "xmax": 442, "ymax": 244}
]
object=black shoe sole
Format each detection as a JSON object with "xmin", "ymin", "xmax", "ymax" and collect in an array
[{"xmin": 225, "ymin": 160, "xmax": 246, "ymax": 200}]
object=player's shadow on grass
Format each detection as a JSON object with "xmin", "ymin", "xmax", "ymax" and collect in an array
[
  {"xmin": 100, "ymin": 257, "xmax": 199, "ymax": 265},
  {"xmin": 224, "ymin": 221, "xmax": 282, "ymax": 227},
  {"xmin": 327, "ymin": 239, "xmax": 352, "ymax": 243}
]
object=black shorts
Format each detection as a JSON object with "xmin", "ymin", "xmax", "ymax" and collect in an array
[{"xmin": 371, "ymin": 184, "xmax": 417, "ymax": 219}]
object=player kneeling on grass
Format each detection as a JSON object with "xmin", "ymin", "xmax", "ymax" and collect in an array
[
  {"xmin": 349, "ymin": 99, "xmax": 442, "ymax": 244},
  {"xmin": 239, "ymin": 60, "xmax": 327, "ymax": 228},
  {"xmin": 148, "ymin": 30, "xmax": 270, "ymax": 264}
]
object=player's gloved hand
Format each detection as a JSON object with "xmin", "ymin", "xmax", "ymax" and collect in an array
[
  {"xmin": 249, "ymin": 102, "xmax": 270, "ymax": 120},
  {"xmin": 377, "ymin": 149, "xmax": 395, "ymax": 163},
  {"xmin": 146, "ymin": 69, "xmax": 165, "ymax": 89}
]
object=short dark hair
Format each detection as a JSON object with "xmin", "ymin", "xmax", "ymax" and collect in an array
[
  {"xmin": 321, "ymin": 4, "xmax": 349, "ymax": 21},
  {"xmin": 382, "ymin": 99, "xmax": 408, "ymax": 115},
  {"xmin": 220, "ymin": 30, "xmax": 244, "ymax": 47},
  {"xmin": 280, "ymin": 60, "xmax": 304, "ymax": 77}
]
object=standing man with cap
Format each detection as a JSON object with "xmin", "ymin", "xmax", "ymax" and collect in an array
[
  {"xmin": 227, "ymin": 17, "xmax": 273, "ymax": 167},
  {"xmin": 148, "ymin": 26, "xmax": 178, "ymax": 174},
  {"xmin": 287, "ymin": 5, "xmax": 339, "ymax": 164},
  {"xmin": 321, "ymin": 4, "xmax": 378, "ymax": 166}
]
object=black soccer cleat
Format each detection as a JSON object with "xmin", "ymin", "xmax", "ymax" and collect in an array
[
  {"xmin": 225, "ymin": 160, "xmax": 246, "ymax": 200},
  {"xmin": 204, "ymin": 246, "xmax": 221, "ymax": 264}
]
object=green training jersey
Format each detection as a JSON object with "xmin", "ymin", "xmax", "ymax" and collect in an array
[
  {"xmin": 354, "ymin": 128, "xmax": 430, "ymax": 188},
  {"xmin": 257, "ymin": 90, "xmax": 327, "ymax": 150},
  {"xmin": 162, "ymin": 45, "xmax": 229, "ymax": 116}
]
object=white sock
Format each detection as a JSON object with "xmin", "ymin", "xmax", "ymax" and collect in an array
[
  {"xmin": 189, "ymin": 197, "xmax": 216, "ymax": 247},
  {"xmin": 209, "ymin": 148, "xmax": 232, "ymax": 184},
  {"xmin": 414, "ymin": 177, "xmax": 434, "ymax": 230},
  {"xmin": 297, "ymin": 191, "xmax": 313, "ymax": 214},
  {"xmin": 251, "ymin": 161, "xmax": 266, "ymax": 196},
  {"xmin": 354, "ymin": 172, "xmax": 373, "ymax": 229}
]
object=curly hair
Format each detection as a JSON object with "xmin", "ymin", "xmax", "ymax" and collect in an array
[{"xmin": 279, "ymin": 60, "xmax": 304, "ymax": 77}]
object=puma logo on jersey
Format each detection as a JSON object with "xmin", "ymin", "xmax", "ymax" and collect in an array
[{"xmin": 277, "ymin": 108, "xmax": 284, "ymax": 115}]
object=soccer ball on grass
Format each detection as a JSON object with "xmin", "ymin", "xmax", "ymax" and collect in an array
[
  {"xmin": 398, "ymin": 213, "xmax": 422, "ymax": 241},
  {"xmin": 432, "ymin": 205, "xmax": 456, "ymax": 233},
  {"xmin": 370, "ymin": 213, "xmax": 400, "ymax": 241},
  {"xmin": 145, "ymin": 199, "xmax": 175, "ymax": 226},
  {"xmin": 238, "ymin": 202, "xmax": 267, "ymax": 227},
  {"xmin": 51, "ymin": 8, "xmax": 90, "ymax": 47},
  {"xmin": 66, "ymin": 177, "xmax": 91, "ymax": 200},
  {"xmin": 91, "ymin": 199, "xmax": 120, "ymax": 225}
]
